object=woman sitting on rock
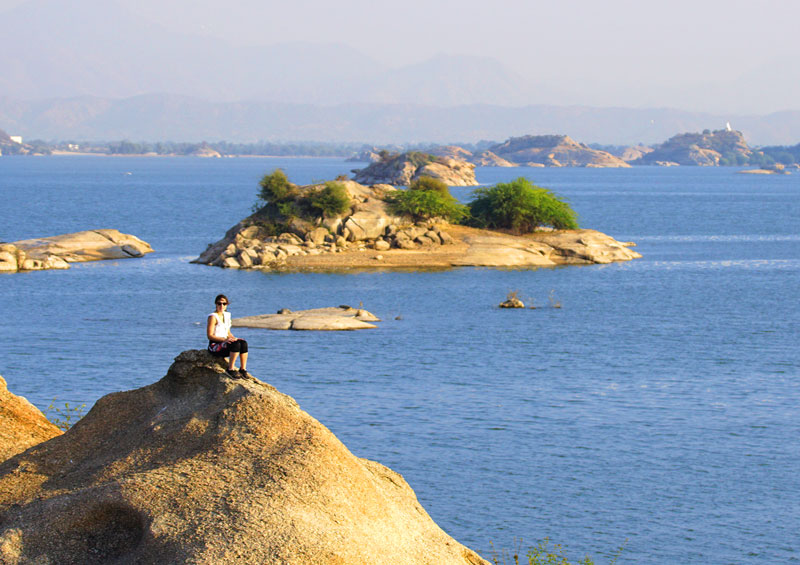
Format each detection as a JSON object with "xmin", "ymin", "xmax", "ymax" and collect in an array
[{"xmin": 207, "ymin": 294, "xmax": 249, "ymax": 378}]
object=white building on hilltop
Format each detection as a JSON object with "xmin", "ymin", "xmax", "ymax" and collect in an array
[{"xmin": 9, "ymin": 135, "xmax": 22, "ymax": 144}]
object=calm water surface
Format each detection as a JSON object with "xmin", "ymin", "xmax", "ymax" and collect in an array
[{"xmin": 1, "ymin": 157, "xmax": 798, "ymax": 563}]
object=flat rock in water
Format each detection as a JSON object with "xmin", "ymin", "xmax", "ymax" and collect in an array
[
  {"xmin": 0, "ymin": 375, "xmax": 62, "ymax": 463},
  {"xmin": 0, "ymin": 350, "xmax": 487, "ymax": 565},
  {"xmin": 233, "ymin": 306, "xmax": 380, "ymax": 331},
  {"xmin": 4, "ymin": 229, "xmax": 154, "ymax": 271}
]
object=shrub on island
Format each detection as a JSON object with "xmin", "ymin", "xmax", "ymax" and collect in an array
[
  {"xmin": 385, "ymin": 176, "xmax": 468, "ymax": 222},
  {"xmin": 251, "ymin": 170, "xmax": 352, "ymax": 233},
  {"xmin": 468, "ymin": 177, "xmax": 578, "ymax": 233},
  {"xmin": 258, "ymin": 168, "xmax": 297, "ymax": 204},
  {"xmin": 310, "ymin": 181, "xmax": 352, "ymax": 218}
]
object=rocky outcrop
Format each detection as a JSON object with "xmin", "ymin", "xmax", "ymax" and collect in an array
[
  {"xmin": 233, "ymin": 306, "xmax": 381, "ymax": 330},
  {"xmin": 193, "ymin": 181, "xmax": 457, "ymax": 270},
  {"xmin": 352, "ymin": 151, "xmax": 478, "ymax": 186},
  {"xmin": 0, "ymin": 376, "xmax": 62, "ymax": 463},
  {"xmin": 498, "ymin": 296, "xmax": 525, "ymax": 308},
  {"xmin": 346, "ymin": 148, "xmax": 382, "ymax": 162},
  {"xmin": 489, "ymin": 135, "xmax": 630, "ymax": 168},
  {"xmin": 620, "ymin": 145, "xmax": 654, "ymax": 162},
  {"xmin": 0, "ymin": 129, "xmax": 34, "ymax": 156},
  {"xmin": 0, "ymin": 350, "xmax": 488, "ymax": 565},
  {"xmin": 190, "ymin": 144, "xmax": 221, "ymax": 158},
  {"xmin": 470, "ymin": 150, "xmax": 517, "ymax": 167},
  {"xmin": 1, "ymin": 229, "xmax": 154, "ymax": 272},
  {"xmin": 633, "ymin": 129, "xmax": 756, "ymax": 166}
]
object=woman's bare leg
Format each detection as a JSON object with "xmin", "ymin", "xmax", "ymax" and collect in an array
[
  {"xmin": 240, "ymin": 352, "xmax": 248, "ymax": 371},
  {"xmin": 228, "ymin": 352, "xmax": 239, "ymax": 371}
]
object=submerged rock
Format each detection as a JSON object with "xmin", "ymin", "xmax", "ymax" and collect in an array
[
  {"xmin": 233, "ymin": 306, "xmax": 381, "ymax": 331},
  {"xmin": 0, "ymin": 375, "xmax": 62, "ymax": 463},
  {"xmin": 0, "ymin": 350, "xmax": 488, "ymax": 564}
]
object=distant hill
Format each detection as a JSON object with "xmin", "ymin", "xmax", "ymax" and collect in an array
[
  {"xmin": 3, "ymin": 95, "xmax": 800, "ymax": 146},
  {"xmin": 0, "ymin": 0, "xmax": 551, "ymax": 107}
]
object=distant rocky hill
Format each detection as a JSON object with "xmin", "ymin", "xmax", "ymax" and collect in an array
[
  {"xmin": 352, "ymin": 151, "xmax": 478, "ymax": 186},
  {"xmin": 429, "ymin": 145, "xmax": 517, "ymax": 167},
  {"xmin": 634, "ymin": 129, "xmax": 755, "ymax": 166},
  {"xmin": 0, "ymin": 127, "xmax": 32, "ymax": 155},
  {"xmin": 488, "ymin": 135, "xmax": 630, "ymax": 167}
]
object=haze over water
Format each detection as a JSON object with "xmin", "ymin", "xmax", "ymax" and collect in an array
[{"xmin": 1, "ymin": 157, "xmax": 798, "ymax": 563}]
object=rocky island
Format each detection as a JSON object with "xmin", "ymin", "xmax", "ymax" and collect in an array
[
  {"xmin": 0, "ymin": 350, "xmax": 489, "ymax": 564},
  {"xmin": 0, "ymin": 229, "xmax": 154, "ymax": 272},
  {"xmin": 633, "ymin": 128, "xmax": 755, "ymax": 166},
  {"xmin": 193, "ymin": 175, "xmax": 640, "ymax": 271},
  {"xmin": 483, "ymin": 135, "xmax": 630, "ymax": 168},
  {"xmin": 352, "ymin": 150, "xmax": 478, "ymax": 186}
]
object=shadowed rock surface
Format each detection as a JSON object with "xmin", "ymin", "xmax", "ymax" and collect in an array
[
  {"xmin": 0, "ymin": 350, "xmax": 488, "ymax": 565},
  {"xmin": 0, "ymin": 376, "xmax": 62, "ymax": 463},
  {"xmin": 233, "ymin": 306, "xmax": 381, "ymax": 330},
  {"xmin": 1, "ymin": 229, "xmax": 154, "ymax": 272}
]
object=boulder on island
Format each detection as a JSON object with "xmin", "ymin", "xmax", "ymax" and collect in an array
[
  {"xmin": 0, "ymin": 376, "xmax": 62, "ymax": 463},
  {"xmin": 0, "ymin": 350, "xmax": 488, "ymax": 565},
  {"xmin": 233, "ymin": 306, "xmax": 381, "ymax": 331},
  {"xmin": 1, "ymin": 229, "xmax": 154, "ymax": 272}
]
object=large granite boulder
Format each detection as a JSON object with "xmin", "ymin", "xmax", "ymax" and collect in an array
[
  {"xmin": 0, "ymin": 351, "xmax": 488, "ymax": 565},
  {"xmin": 0, "ymin": 376, "xmax": 62, "ymax": 463},
  {"xmin": 2, "ymin": 229, "xmax": 153, "ymax": 272}
]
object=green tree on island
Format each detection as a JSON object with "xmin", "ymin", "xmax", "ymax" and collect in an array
[
  {"xmin": 469, "ymin": 177, "xmax": 578, "ymax": 233},
  {"xmin": 385, "ymin": 176, "xmax": 468, "ymax": 222}
]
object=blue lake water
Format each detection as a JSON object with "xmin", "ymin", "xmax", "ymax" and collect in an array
[{"xmin": 1, "ymin": 157, "xmax": 799, "ymax": 563}]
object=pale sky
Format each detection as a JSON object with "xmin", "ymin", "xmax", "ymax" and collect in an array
[{"xmin": 2, "ymin": 0, "xmax": 799, "ymax": 112}]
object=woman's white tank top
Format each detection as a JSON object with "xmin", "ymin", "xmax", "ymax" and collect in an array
[{"xmin": 210, "ymin": 311, "xmax": 231, "ymax": 339}]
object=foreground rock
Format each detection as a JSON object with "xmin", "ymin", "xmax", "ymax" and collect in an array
[
  {"xmin": 233, "ymin": 306, "xmax": 381, "ymax": 330},
  {"xmin": 0, "ymin": 376, "xmax": 62, "ymax": 463},
  {"xmin": 0, "ymin": 350, "xmax": 488, "ymax": 564},
  {"xmin": 1, "ymin": 229, "xmax": 154, "ymax": 272},
  {"xmin": 352, "ymin": 151, "xmax": 478, "ymax": 186}
]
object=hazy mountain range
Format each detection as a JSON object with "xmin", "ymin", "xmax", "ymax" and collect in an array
[{"xmin": 1, "ymin": 0, "xmax": 798, "ymax": 145}]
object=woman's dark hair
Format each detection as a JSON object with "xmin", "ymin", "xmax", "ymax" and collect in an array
[{"xmin": 215, "ymin": 294, "xmax": 229, "ymax": 305}]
